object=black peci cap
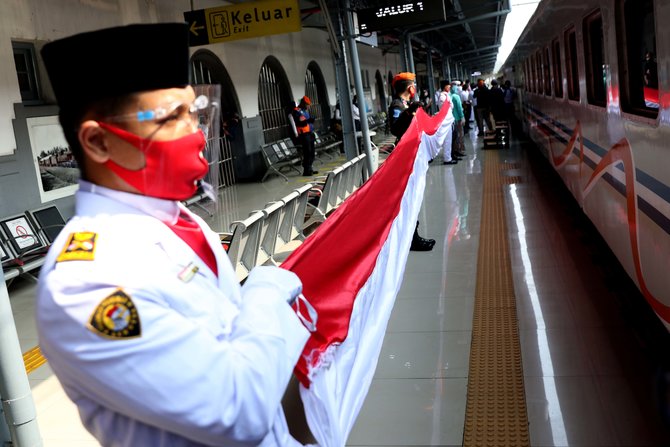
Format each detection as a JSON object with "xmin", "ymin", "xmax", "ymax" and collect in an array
[{"xmin": 41, "ymin": 23, "xmax": 190, "ymax": 113}]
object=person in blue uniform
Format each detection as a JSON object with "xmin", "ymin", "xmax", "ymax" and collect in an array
[
  {"xmin": 291, "ymin": 96, "xmax": 318, "ymax": 176},
  {"xmin": 388, "ymin": 72, "xmax": 436, "ymax": 252},
  {"xmin": 36, "ymin": 23, "xmax": 310, "ymax": 447}
]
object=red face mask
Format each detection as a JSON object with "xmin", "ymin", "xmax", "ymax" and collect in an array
[{"xmin": 98, "ymin": 122, "xmax": 208, "ymax": 200}]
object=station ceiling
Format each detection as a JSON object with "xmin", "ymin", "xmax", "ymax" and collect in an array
[
  {"xmin": 221, "ymin": 0, "xmax": 509, "ymax": 76},
  {"xmin": 297, "ymin": 0, "xmax": 511, "ymax": 77}
]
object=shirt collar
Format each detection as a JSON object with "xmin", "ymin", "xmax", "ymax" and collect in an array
[{"xmin": 78, "ymin": 180, "xmax": 180, "ymax": 224}]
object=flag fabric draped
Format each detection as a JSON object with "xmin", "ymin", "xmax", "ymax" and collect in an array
[{"xmin": 281, "ymin": 103, "xmax": 454, "ymax": 447}]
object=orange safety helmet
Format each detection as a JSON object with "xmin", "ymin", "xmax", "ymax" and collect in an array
[{"xmin": 301, "ymin": 95, "xmax": 311, "ymax": 105}]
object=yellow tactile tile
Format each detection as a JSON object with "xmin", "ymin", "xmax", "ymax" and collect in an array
[
  {"xmin": 23, "ymin": 346, "xmax": 47, "ymax": 375},
  {"xmin": 463, "ymin": 150, "xmax": 530, "ymax": 447}
]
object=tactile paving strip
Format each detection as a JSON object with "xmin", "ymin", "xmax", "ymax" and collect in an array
[
  {"xmin": 463, "ymin": 150, "xmax": 530, "ymax": 446},
  {"xmin": 23, "ymin": 346, "xmax": 47, "ymax": 374},
  {"xmin": 501, "ymin": 175, "xmax": 522, "ymax": 185},
  {"xmin": 500, "ymin": 162, "xmax": 520, "ymax": 171}
]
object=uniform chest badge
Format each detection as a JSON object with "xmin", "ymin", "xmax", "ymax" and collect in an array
[
  {"xmin": 88, "ymin": 289, "xmax": 141, "ymax": 339},
  {"xmin": 178, "ymin": 262, "xmax": 199, "ymax": 283},
  {"xmin": 56, "ymin": 232, "xmax": 97, "ymax": 262}
]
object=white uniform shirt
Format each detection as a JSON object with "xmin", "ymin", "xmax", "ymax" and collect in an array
[
  {"xmin": 460, "ymin": 88, "xmax": 469, "ymax": 104},
  {"xmin": 437, "ymin": 89, "xmax": 452, "ymax": 110},
  {"xmin": 351, "ymin": 103, "xmax": 360, "ymax": 121},
  {"xmin": 36, "ymin": 181, "xmax": 310, "ymax": 447}
]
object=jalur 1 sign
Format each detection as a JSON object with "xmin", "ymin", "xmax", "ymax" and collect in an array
[
  {"xmin": 184, "ymin": 0, "xmax": 301, "ymax": 46},
  {"xmin": 356, "ymin": 1, "xmax": 446, "ymax": 33}
]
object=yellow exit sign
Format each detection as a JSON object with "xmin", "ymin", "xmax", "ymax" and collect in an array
[{"xmin": 184, "ymin": 0, "xmax": 301, "ymax": 46}]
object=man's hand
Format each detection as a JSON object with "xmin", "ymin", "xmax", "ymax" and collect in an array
[
  {"xmin": 408, "ymin": 101, "xmax": 424, "ymax": 113},
  {"xmin": 244, "ymin": 266, "xmax": 303, "ymax": 304}
]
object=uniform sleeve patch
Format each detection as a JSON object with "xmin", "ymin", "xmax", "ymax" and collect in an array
[
  {"xmin": 393, "ymin": 109, "xmax": 401, "ymax": 119},
  {"xmin": 56, "ymin": 232, "xmax": 98, "ymax": 262},
  {"xmin": 88, "ymin": 289, "xmax": 142, "ymax": 340}
]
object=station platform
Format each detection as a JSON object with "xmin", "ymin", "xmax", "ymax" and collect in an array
[{"xmin": 5, "ymin": 126, "xmax": 670, "ymax": 446}]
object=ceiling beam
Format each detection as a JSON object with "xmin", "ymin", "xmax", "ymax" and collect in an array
[
  {"xmin": 447, "ymin": 44, "xmax": 501, "ymax": 58},
  {"xmin": 408, "ymin": 8, "xmax": 512, "ymax": 37}
]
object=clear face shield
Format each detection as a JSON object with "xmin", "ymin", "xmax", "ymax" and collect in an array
[
  {"xmin": 192, "ymin": 84, "xmax": 222, "ymax": 202},
  {"xmin": 98, "ymin": 84, "xmax": 222, "ymax": 207}
]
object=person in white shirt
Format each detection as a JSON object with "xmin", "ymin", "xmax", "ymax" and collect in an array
[
  {"xmin": 460, "ymin": 80, "xmax": 473, "ymax": 132},
  {"xmin": 352, "ymin": 95, "xmax": 361, "ymax": 131},
  {"xmin": 436, "ymin": 80, "xmax": 457, "ymax": 165},
  {"xmin": 37, "ymin": 23, "xmax": 311, "ymax": 447}
]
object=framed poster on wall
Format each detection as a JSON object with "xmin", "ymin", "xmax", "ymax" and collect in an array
[{"xmin": 27, "ymin": 115, "xmax": 79, "ymax": 203}]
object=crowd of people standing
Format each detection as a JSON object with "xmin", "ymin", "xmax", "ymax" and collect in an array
[{"xmin": 427, "ymin": 77, "xmax": 517, "ymax": 162}]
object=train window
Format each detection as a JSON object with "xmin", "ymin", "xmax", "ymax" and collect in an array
[
  {"xmin": 552, "ymin": 39, "xmax": 564, "ymax": 98},
  {"xmin": 565, "ymin": 27, "xmax": 580, "ymax": 101},
  {"xmin": 524, "ymin": 60, "xmax": 530, "ymax": 91},
  {"xmin": 616, "ymin": 0, "xmax": 658, "ymax": 117},
  {"xmin": 583, "ymin": 11, "xmax": 606, "ymax": 107},
  {"xmin": 528, "ymin": 56, "xmax": 535, "ymax": 93},
  {"xmin": 536, "ymin": 51, "xmax": 542, "ymax": 94},
  {"xmin": 543, "ymin": 47, "xmax": 551, "ymax": 96}
]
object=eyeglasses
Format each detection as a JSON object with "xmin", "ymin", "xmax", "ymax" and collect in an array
[{"xmin": 105, "ymin": 95, "xmax": 212, "ymax": 124}]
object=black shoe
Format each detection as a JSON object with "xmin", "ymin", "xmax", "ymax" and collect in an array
[
  {"xmin": 312, "ymin": 170, "xmax": 319, "ymax": 174},
  {"xmin": 443, "ymin": 160, "xmax": 458, "ymax": 165},
  {"xmin": 428, "ymin": 158, "xmax": 434, "ymax": 164},
  {"xmin": 410, "ymin": 237, "xmax": 435, "ymax": 251},
  {"xmin": 302, "ymin": 170, "xmax": 313, "ymax": 176},
  {"xmin": 477, "ymin": 132, "xmax": 484, "ymax": 136}
]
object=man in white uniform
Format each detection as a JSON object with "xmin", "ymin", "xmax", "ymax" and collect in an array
[
  {"xmin": 36, "ymin": 23, "xmax": 311, "ymax": 447},
  {"xmin": 436, "ymin": 80, "xmax": 457, "ymax": 165}
]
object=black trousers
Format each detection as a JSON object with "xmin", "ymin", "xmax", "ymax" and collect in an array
[{"xmin": 298, "ymin": 133, "xmax": 315, "ymax": 171}]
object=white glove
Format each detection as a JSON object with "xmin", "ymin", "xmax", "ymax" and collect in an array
[{"xmin": 243, "ymin": 266, "xmax": 302, "ymax": 304}]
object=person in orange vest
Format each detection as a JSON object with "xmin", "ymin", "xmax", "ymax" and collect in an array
[{"xmin": 292, "ymin": 96, "xmax": 318, "ymax": 176}]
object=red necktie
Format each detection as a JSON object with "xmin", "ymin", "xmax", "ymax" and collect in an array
[{"xmin": 165, "ymin": 212, "xmax": 218, "ymax": 276}]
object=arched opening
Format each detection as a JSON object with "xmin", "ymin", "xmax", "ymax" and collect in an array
[
  {"xmin": 375, "ymin": 70, "xmax": 387, "ymax": 113},
  {"xmin": 305, "ymin": 61, "xmax": 330, "ymax": 133},
  {"xmin": 387, "ymin": 70, "xmax": 394, "ymax": 98},
  {"xmin": 258, "ymin": 56, "xmax": 294, "ymax": 143},
  {"xmin": 190, "ymin": 50, "xmax": 241, "ymax": 187}
]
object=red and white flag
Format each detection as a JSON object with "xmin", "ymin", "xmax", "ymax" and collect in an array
[{"xmin": 282, "ymin": 103, "xmax": 454, "ymax": 446}]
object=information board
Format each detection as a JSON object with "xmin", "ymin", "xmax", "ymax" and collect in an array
[{"xmin": 357, "ymin": 1, "xmax": 446, "ymax": 33}]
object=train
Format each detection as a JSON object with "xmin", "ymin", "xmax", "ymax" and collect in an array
[{"xmin": 500, "ymin": 0, "xmax": 670, "ymax": 332}]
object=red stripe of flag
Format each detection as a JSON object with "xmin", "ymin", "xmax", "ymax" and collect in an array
[{"xmin": 282, "ymin": 103, "xmax": 450, "ymax": 387}]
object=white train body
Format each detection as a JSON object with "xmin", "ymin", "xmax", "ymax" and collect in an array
[{"xmin": 502, "ymin": 0, "xmax": 670, "ymax": 330}]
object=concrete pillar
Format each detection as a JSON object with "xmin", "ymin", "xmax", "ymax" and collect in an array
[
  {"xmin": 343, "ymin": 0, "xmax": 375, "ymax": 175},
  {"xmin": 0, "ymin": 270, "xmax": 42, "ymax": 446}
]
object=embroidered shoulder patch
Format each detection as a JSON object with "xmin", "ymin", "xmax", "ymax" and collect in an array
[
  {"xmin": 56, "ymin": 232, "xmax": 98, "ymax": 262},
  {"xmin": 88, "ymin": 289, "xmax": 141, "ymax": 340}
]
